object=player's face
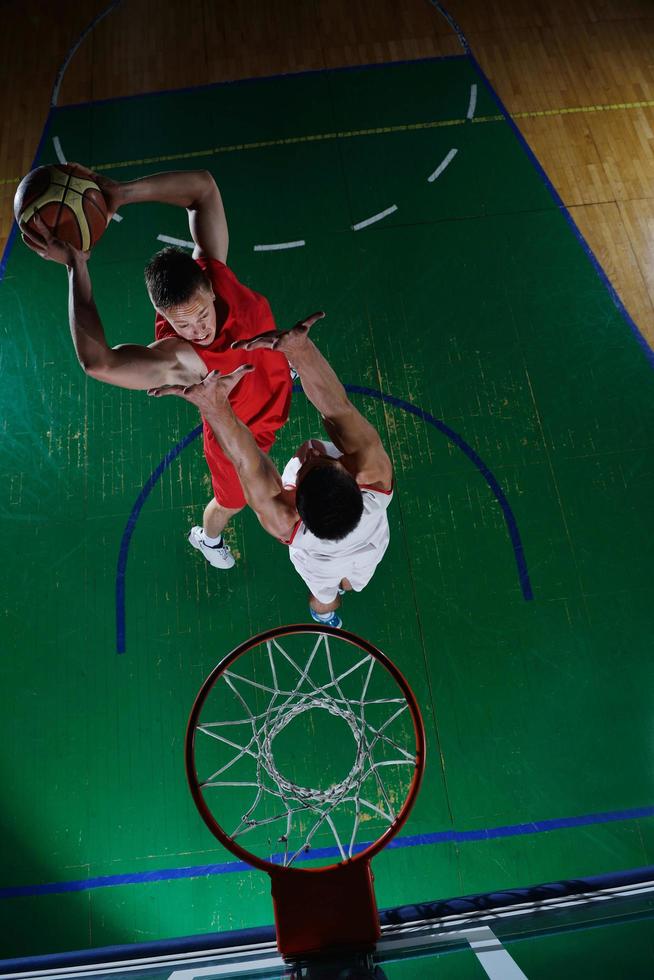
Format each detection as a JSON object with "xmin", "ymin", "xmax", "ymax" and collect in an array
[{"xmin": 162, "ymin": 287, "xmax": 217, "ymax": 346}]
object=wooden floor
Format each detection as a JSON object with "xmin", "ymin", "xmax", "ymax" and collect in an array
[{"xmin": 1, "ymin": 0, "xmax": 654, "ymax": 347}]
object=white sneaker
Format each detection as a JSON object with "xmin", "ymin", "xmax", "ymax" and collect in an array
[{"xmin": 188, "ymin": 526, "xmax": 235, "ymax": 569}]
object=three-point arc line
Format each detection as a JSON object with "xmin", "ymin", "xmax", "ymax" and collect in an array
[
  {"xmin": 157, "ymin": 233, "xmax": 195, "ymax": 249},
  {"xmin": 115, "ymin": 385, "xmax": 534, "ymax": 654}
]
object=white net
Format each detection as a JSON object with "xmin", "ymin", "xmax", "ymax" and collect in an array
[{"xmin": 192, "ymin": 631, "xmax": 419, "ymax": 868}]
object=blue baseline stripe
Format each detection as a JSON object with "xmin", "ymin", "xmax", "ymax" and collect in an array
[
  {"xmin": 115, "ymin": 386, "xmax": 533, "ymax": 653},
  {"xmin": 0, "ymin": 108, "xmax": 55, "ymax": 283},
  {"xmin": 2, "ymin": 805, "xmax": 654, "ymax": 901},
  {"xmin": 115, "ymin": 423, "xmax": 202, "ymax": 653},
  {"xmin": 429, "ymin": 1, "xmax": 654, "ymax": 371},
  {"xmin": 58, "ymin": 53, "xmax": 467, "ymax": 113}
]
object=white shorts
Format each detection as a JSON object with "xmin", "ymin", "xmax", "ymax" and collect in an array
[{"xmin": 289, "ymin": 536, "xmax": 390, "ymax": 605}]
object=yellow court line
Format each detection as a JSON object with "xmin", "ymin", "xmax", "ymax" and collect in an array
[{"xmin": 2, "ymin": 97, "xmax": 653, "ymax": 186}]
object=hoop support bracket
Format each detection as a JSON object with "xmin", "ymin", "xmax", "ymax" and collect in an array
[{"xmin": 269, "ymin": 860, "xmax": 381, "ymax": 959}]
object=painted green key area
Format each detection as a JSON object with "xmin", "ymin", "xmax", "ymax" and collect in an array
[{"xmin": 1, "ymin": 57, "xmax": 653, "ymax": 964}]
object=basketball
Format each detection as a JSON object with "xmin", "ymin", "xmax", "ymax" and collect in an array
[{"xmin": 14, "ymin": 163, "xmax": 108, "ymax": 252}]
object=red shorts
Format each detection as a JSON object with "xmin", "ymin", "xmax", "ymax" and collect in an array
[{"xmin": 204, "ymin": 424, "xmax": 275, "ymax": 509}]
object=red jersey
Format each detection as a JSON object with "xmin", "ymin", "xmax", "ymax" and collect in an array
[{"xmin": 154, "ymin": 257, "xmax": 292, "ymax": 508}]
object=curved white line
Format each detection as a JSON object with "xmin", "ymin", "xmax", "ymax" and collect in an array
[
  {"xmin": 51, "ymin": 0, "xmax": 124, "ymax": 107},
  {"xmin": 157, "ymin": 234, "xmax": 195, "ymax": 249},
  {"xmin": 253, "ymin": 240, "xmax": 306, "ymax": 252},
  {"xmin": 352, "ymin": 205, "xmax": 398, "ymax": 231},
  {"xmin": 427, "ymin": 148, "xmax": 458, "ymax": 183},
  {"xmin": 467, "ymin": 83, "xmax": 478, "ymax": 120},
  {"xmin": 52, "ymin": 137, "xmax": 67, "ymax": 164},
  {"xmin": 426, "ymin": 0, "xmax": 470, "ymax": 53}
]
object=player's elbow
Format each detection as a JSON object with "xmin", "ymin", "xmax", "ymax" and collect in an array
[
  {"xmin": 78, "ymin": 350, "xmax": 113, "ymax": 381},
  {"xmin": 190, "ymin": 171, "xmax": 219, "ymax": 209}
]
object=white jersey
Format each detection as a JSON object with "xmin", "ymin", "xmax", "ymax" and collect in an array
[{"xmin": 281, "ymin": 440, "xmax": 393, "ymax": 604}]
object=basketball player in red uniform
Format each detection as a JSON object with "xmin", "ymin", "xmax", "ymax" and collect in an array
[
  {"xmin": 21, "ymin": 169, "xmax": 292, "ymax": 569},
  {"xmin": 149, "ymin": 313, "xmax": 394, "ymax": 628}
]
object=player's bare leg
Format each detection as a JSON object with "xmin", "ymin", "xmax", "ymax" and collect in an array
[
  {"xmin": 203, "ymin": 498, "xmax": 242, "ymax": 537},
  {"xmin": 309, "ymin": 592, "xmax": 343, "ymax": 629},
  {"xmin": 188, "ymin": 498, "xmax": 243, "ymax": 570}
]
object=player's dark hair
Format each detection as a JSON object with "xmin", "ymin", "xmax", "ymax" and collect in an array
[
  {"xmin": 144, "ymin": 247, "xmax": 211, "ymax": 309},
  {"xmin": 296, "ymin": 463, "xmax": 364, "ymax": 541}
]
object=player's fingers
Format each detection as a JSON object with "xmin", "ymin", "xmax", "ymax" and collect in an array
[
  {"xmin": 147, "ymin": 385, "xmax": 186, "ymax": 398},
  {"xmin": 20, "ymin": 222, "xmax": 46, "ymax": 247},
  {"xmin": 32, "ymin": 213, "xmax": 55, "ymax": 240},
  {"xmin": 230, "ymin": 332, "xmax": 277, "ymax": 351},
  {"xmin": 21, "ymin": 233, "xmax": 45, "ymax": 256},
  {"xmin": 299, "ymin": 311, "xmax": 325, "ymax": 330},
  {"xmin": 207, "ymin": 364, "xmax": 254, "ymax": 383}
]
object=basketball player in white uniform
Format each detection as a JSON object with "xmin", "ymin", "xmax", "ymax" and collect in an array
[{"xmin": 149, "ymin": 312, "xmax": 393, "ymax": 627}]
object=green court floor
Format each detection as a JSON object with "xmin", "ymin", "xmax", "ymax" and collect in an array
[{"xmin": 1, "ymin": 56, "xmax": 654, "ymax": 965}]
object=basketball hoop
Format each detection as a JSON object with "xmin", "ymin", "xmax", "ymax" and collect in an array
[{"xmin": 185, "ymin": 625, "xmax": 426, "ymax": 960}]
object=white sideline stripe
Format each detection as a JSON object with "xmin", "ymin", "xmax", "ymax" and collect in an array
[
  {"xmin": 253, "ymin": 240, "xmax": 305, "ymax": 251},
  {"xmin": 378, "ymin": 879, "xmax": 654, "ymax": 948},
  {"xmin": 467, "ymin": 83, "xmax": 478, "ymax": 120},
  {"xmin": 169, "ymin": 957, "xmax": 283, "ymax": 980},
  {"xmin": 377, "ymin": 925, "xmax": 527, "ymax": 980},
  {"xmin": 157, "ymin": 234, "xmax": 195, "ymax": 249},
  {"xmin": 52, "ymin": 138, "xmax": 122, "ymax": 223},
  {"xmin": 52, "ymin": 137, "xmax": 67, "ymax": 164},
  {"xmin": 427, "ymin": 148, "xmax": 458, "ymax": 182},
  {"xmin": 5, "ymin": 880, "xmax": 653, "ymax": 978},
  {"xmin": 471, "ymin": 927, "xmax": 528, "ymax": 980},
  {"xmin": 0, "ymin": 942, "xmax": 283, "ymax": 980},
  {"xmin": 352, "ymin": 204, "xmax": 398, "ymax": 231}
]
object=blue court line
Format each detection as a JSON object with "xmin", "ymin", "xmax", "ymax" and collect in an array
[
  {"xmin": 115, "ymin": 423, "xmax": 202, "ymax": 653},
  {"xmin": 430, "ymin": 0, "xmax": 654, "ymax": 370},
  {"xmin": 4, "ymin": 867, "xmax": 654, "ymax": 975},
  {"xmin": 0, "ymin": 110, "xmax": 54, "ymax": 282},
  {"xmin": 115, "ymin": 385, "xmax": 533, "ymax": 654},
  {"xmin": 57, "ymin": 53, "xmax": 468, "ymax": 113},
  {"xmin": 2, "ymin": 804, "xmax": 653, "ymax": 900}
]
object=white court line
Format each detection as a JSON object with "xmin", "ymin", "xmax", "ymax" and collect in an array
[
  {"xmin": 469, "ymin": 927, "xmax": 528, "ymax": 980},
  {"xmin": 467, "ymin": 83, "xmax": 478, "ymax": 120},
  {"xmin": 352, "ymin": 204, "xmax": 398, "ymax": 231},
  {"xmin": 157, "ymin": 234, "xmax": 195, "ymax": 249},
  {"xmin": 379, "ymin": 879, "xmax": 654, "ymax": 947},
  {"xmin": 427, "ymin": 148, "xmax": 458, "ymax": 182},
  {"xmin": 253, "ymin": 239, "xmax": 305, "ymax": 251},
  {"xmin": 52, "ymin": 137, "xmax": 67, "ymax": 164},
  {"xmin": 0, "ymin": 942, "xmax": 283, "ymax": 980},
  {"xmin": 50, "ymin": 1, "xmax": 124, "ymax": 106},
  {"xmin": 378, "ymin": 925, "xmax": 528, "ymax": 980}
]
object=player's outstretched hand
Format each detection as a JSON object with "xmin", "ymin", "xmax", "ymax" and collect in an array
[
  {"xmin": 67, "ymin": 162, "xmax": 122, "ymax": 224},
  {"xmin": 21, "ymin": 212, "xmax": 90, "ymax": 266},
  {"xmin": 147, "ymin": 365, "xmax": 255, "ymax": 413},
  {"xmin": 230, "ymin": 311, "xmax": 325, "ymax": 358}
]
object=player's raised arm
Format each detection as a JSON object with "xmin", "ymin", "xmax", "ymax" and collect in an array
[
  {"xmin": 233, "ymin": 315, "xmax": 393, "ymax": 491},
  {"xmin": 71, "ymin": 165, "xmax": 229, "ymax": 265},
  {"xmin": 22, "ymin": 216, "xmax": 204, "ymax": 391},
  {"xmin": 149, "ymin": 369, "xmax": 299, "ymax": 541}
]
